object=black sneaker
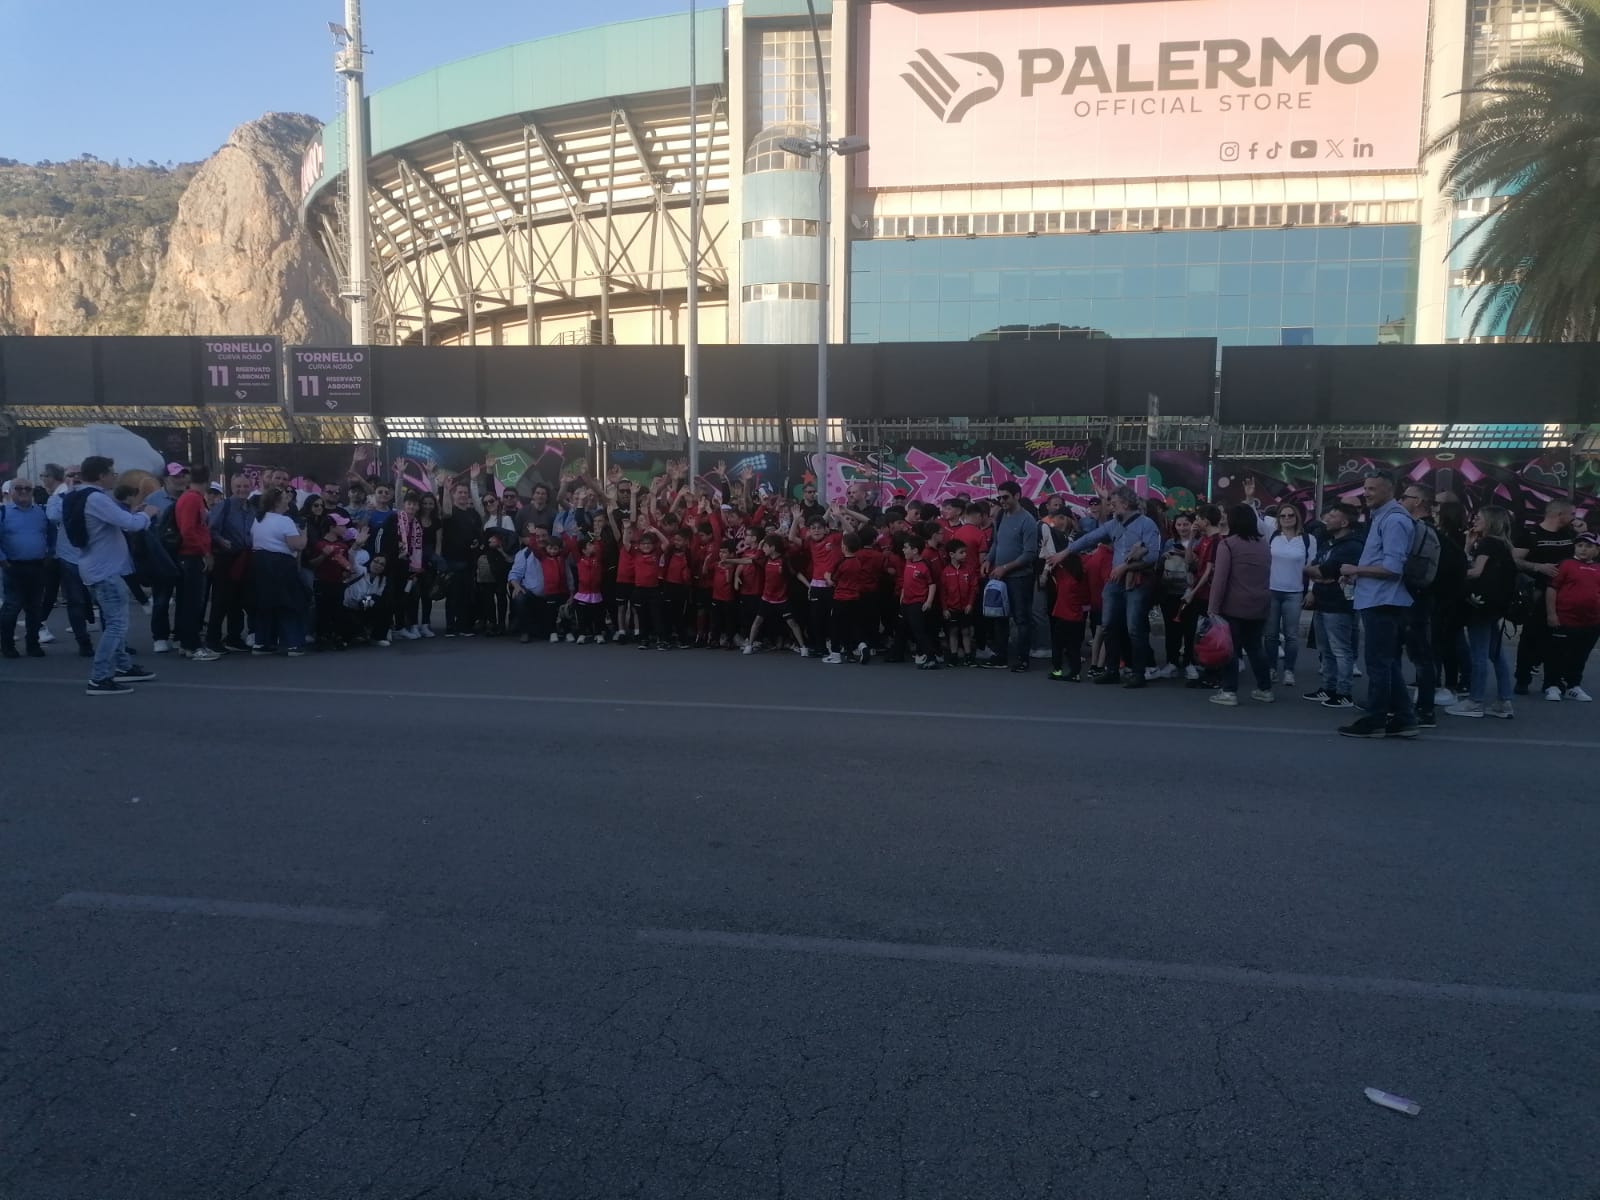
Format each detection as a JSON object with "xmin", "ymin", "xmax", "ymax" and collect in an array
[
  {"xmin": 113, "ymin": 666, "xmax": 157, "ymax": 684},
  {"xmin": 78, "ymin": 641, "xmax": 94, "ymax": 658},
  {"xmin": 1514, "ymin": 682, "xmax": 1530, "ymax": 696},
  {"xmin": 86, "ymin": 678, "xmax": 134, "ymax": 696},
  {"xmin": 1386, "ymin": 719, "xmax": 1421, "ymax": 739},
  {"xmin": 1302, "ymin": 688, "xmax": 1332, "ymax": 703},
  {"xmin": 980, "ymin": 659, "xmax": 1009, "ymax": 670},
  {"xmin": 1009, "ymin": 662, "xmax": 1029, "ymax": 674},
  {"xmin": 1338, "ymin": 717, "xmax": 1390, "ymax": 739},
  {"xmin": 25, "ymin": 643, "xmax": 45, "ymax": 658},
  {"xmin": 1415, "ymin": 711, "xmax": 1437, "ymax": 730},
  {"xmin": 1093, "ymin": 671, "xmax": 1121, "ymax": 685},
  {"xmin": 1321, "ymin": 693, "xmax": 1354, "ymax": 709},
  {"xmin": 0, "ymin": 646, "xmax": 17, "ymax": 660},
  {"xmin": 222, "ymin": 639, "xmax": 249, "ymax": 653}
]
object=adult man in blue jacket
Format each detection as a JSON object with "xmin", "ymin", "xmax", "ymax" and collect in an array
[
  {"xmin": 1, "ymin": 477, "xmax": 52, "ymax": 658},
  {"xmin": 74, "ymin": 456, "xmax": 159, "ymax": 696},
  {"xmin": 1338, "ymin": 472, "xmax": 1418, "ymax": 738}
]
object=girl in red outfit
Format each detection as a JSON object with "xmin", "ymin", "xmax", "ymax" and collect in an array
[
  {"xmin": 574, "ymin": 535, "xmax": 607, "ymax": 643},
  {"xmin": 744, "ymin": 535, "xmax": 809, "ymax": 655},
  {"xmin": 939, "ymin": 540, "xmax": 980, "ymax": 666}
]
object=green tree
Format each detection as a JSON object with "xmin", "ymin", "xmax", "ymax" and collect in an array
[{"xmin": 1428, "ymin": 0, "xmax": 1600, "ymax": 341}]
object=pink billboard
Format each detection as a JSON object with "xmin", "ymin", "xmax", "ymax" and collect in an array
[{"xmin": 857, "ymin": 0, "xmax": 1429, "ymax": 189}]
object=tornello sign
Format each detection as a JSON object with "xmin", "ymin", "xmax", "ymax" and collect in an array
[{"xmin": 860, "ymin": 0, "xmax": 1428, "ymax": 188}]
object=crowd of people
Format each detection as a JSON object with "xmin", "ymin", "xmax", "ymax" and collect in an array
[{"xmin": 2, "ymin": 453, "xmax": 1597, "ymax": 736}]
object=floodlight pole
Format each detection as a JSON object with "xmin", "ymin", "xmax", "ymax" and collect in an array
[
  {"xmin": 686, "ymin": 0, "xmax": 701, "ymax": 485},
  {"xmin": 336, "ymin": 0, "xmax": 370, "ymax": 346},
  {"xmin": 807, "ymin": 0, "xmax": 829, "ymax": 500}
]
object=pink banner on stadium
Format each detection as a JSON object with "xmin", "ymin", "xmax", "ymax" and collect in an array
[{"xmin": 856, "ymin": 0, "xmax": 1429, "ymax": 188}]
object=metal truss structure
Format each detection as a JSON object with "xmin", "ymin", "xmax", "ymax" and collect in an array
[{"xmin": 306, "ymin": 88, "xmax": 732, "ymax": 347}]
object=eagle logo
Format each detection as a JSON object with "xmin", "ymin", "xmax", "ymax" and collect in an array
[{"xmin": 901, "ymin": 49, "xmax": 1004, "ymax": 124}]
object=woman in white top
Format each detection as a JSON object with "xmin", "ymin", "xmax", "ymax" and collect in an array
[
  {"xmin": 480, "ymin": 491, "xmax": 516, "ymax": 539},
  {"xmin": 250, "ymin": 487, "xmax": 310, "ymax": 656},
  {"xmin": 1265, "ymin": 502, "xmax": 1317, "ymax": 687}
]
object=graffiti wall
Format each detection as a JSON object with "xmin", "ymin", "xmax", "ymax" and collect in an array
[
  {"xmin": 385, "ymin": 438, "xmax": 592, "ymax": 499},
  {"xmin": 1323, "ymin": 449, "xmax": 1590, "ymax": 527},
  {"xmin": 224, "ymin": 443, "xmax": 381, "ymax": 495},
  {"xmin": 608, "ymin": 448, "xmax": 787, "ymax": 501},
  {"xmin": 797, "ymin": 440, "xmax": 1105, "ymax": 507}
]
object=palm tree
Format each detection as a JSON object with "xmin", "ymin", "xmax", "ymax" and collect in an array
[{"xmin": 1428, "ymin": 0, "xmax": 1600, "ymax": 341}]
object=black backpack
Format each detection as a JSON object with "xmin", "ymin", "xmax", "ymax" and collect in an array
[
  {"xmin": 156, "ymin": 502, "xmax": 183, "ymax": 557},
  {"xmin": 62, "ymin": 489, "xmax": 92, "ymax": 549}
]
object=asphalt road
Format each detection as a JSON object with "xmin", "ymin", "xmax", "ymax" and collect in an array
[{"xmin": 3, "ymin": 617, "xmax": 1598, "ymax": 1199}]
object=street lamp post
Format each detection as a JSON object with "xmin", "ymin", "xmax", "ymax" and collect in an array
[{"xmin": 779, "ymin": 3, "xmax": 866, "ymax": 503}]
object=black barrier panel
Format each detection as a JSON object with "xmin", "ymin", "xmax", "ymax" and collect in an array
[
  {"xmin": 99, "ymin": 338, "xmax": 202, "ymax": 408},
  {"xmin": 990, "ymin": 341, "xmax": 1110, "ymax": 417},
  {"xmin": 875, "ymin": 342, "xmax": 993, "ymax": 417},
  {"xmin": 479, "ymin": 348, "xmax": 585, "ymax": 417},
  {"xmin": 592, "ymin": 346, "xmax": 684, "ymax": 418},
  {"xmin": 1455, "ymin": 343, "xmax": 1594, "ymax": 424},
  {"xmin": 1114, "ymin": 338, "xmax": 1216, "ymax": 418},
  {"xmin": 1218, "ymin": 346, "xmax": 1316, "ymax": 425},
  {"xmin": 1325, "ymin": 346, "xmax": 1452, "ymax": 424},
  {"xmin": 783, "ymin": 343, "xmax": 877, "ymax": 419},
  {"xmin": 371, "ymin": 346, "xmax": 478, "ymax": 418},
  {"xmin": 0, "ymin": 337, "xmax": 96, "ymax": 405},
  {"xmin": 700, "ymin": 345, "xmax": 797, "ymax": 418}
]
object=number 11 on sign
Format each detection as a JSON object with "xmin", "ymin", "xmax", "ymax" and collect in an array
[
  {"xmin": 207, "ymin": 365, "xmax": 230, "ymax": 387},
  {"xmin": 297, "ymin": 376, "xmax": 321, "ymax": 397}
]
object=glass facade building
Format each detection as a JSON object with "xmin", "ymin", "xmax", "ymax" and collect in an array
[{"xmin": 848, "ymin": 227, "xmax": 1420, "ymax": 349}]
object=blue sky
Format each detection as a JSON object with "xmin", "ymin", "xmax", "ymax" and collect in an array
[{"xmin": 0, "ymin": 0, "xmax": 708, "ymax": 165}]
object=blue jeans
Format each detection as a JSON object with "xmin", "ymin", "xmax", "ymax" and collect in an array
[
  {"xmin": 1314, "ymin": 610, "xmax": 1356, "ymax": 698},
  {"xmin": 1101, "ymin": 580, "xmax": 1156, "ymax": 674},
  {"xmin": 1266, "ymin": 591, "xmax": 1302, "ymax": 671},
  {"xmin": 87, "ymin": 577, "xmax": 134, "ymax": 683},
  {"xmin": 1360, "ymin": 606, "xmax": 1416, "ymax": 725},
  {"xmin": 992, "ymin": 573, "xmax": 1035, "ymax": 664},
  {"xmin": 1465, "ymin": 618, "xmax": 1513, "ymax": 703}
]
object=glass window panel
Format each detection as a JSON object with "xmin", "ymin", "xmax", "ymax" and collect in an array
[
  {"xmin": 1217, "ymin": 329, "xmax": 1249, "ymax": 348},
  {"xmin": 1380, "ymin": 291, "xmax": 1412, "ymax": 322},
  {"xmin": 1280, "ymin": 293, "xmax": 1314, "ymax": 325},
  {"xmin": 1346, "ymin": 291, "xmax": 1384, "ymax": 324},
  {"xmin": 1119, "ymin": 235, "xmax": 1159, "ymax": 266},
  {"xmin": 1031, "ymin": 270, "xmax": 1064, "ymax": 300},
  {"xmin": 1316, "ymin": 228, "xmax": 1352, "ymax": 259},
  {"xmin": 1153, "ymin": 265, "xmax": 1187, "ymax": 296},
  {"xmin": 1280, "ymin": 326, "xmax": 1314, "ymax": 346},
  {"xmin": 998, "ymin": 299, "xmax": 1030, "ymax": 326},
  {"xmin": 1217, "ymin": 294, "xmax": 1251, "ymax": 328},
  {"xmin": 1381, "ymin": 262, "xmax": 1414, "ymax": 292},
  {"xmin": 970, "ymin": 301, "xmax": 1001, "ymax": 333},
  {"xmin": 1155, "ymin": 235, "xmax": 1189, "ymax": 265},
  {"xmin": 1314, "ymin": 326, "xmax": 1348, "ymax": 345},
  {"xmin": 1031, "ymin": 299, "xmax": 1065, "ymax": 327},
  {"xmin": 1188, "ymin": 265, "xmax": 1219, "ymax": 294},
  {"xmin": 879, "ymin": 272, "xmax": 912, "ymax": 303},
  {"xmin": 907, "ymin": 302, "xmax": 940, "ymax": 337},
  {"xmin": 1092, "ymin": 267, "xmax": 1125, "ymax": 297},
  {"xmin": 1250, "ymin": 293, "xmax": 1285, "ymax": 325},
  {"xmin": 850, "ymin": 308, "xmax": 879, "ymax": 341},
  {"xmin": 1090, "ymin": 297, "xmax": 1128, "ymax": 331},
  {"xmin": 1153, "ymin": 296, "xmax": 1186, "ymax": 329},
  {"xmin": 1091, "ymin": 235, "xmax": 1129, "ymax": 265},
  {"xmin": 1247, "ymin": 326, "xmax": 1283, "ymax": 346},
  {"xmin": 1250, "ymin": 261, "xmax": 1284, "ymax": 293},
  {"xmin": 1383, "ymin": 226, "xmax": 1418, "ymax": 257},
  {"xmin": 971, "ymin": 270, "xmax": 1000, "ymax": 300},
  {"xmin": 1283, "ymin": 261, "xmax": 1315, "ymax": 294},
  {"xmin": 1185, "ymin": 293, "xmax": 1218, "ymax": 328},
  {"xmin": 1283, "ymin": 229, "xmax": 1319, "ymax": 260},
  {"xmin": 1184, "ymin": 231, "xmax": 1222, "ymax": 263},
  {"xmin": 908, "ymin": 240, "xmax": 943, "ymax": 270},
  {"xmin": 1060, "ymin": 268, "xmax": 1093, "ymax": 299},
  {"xmin": 1348, "ymin": 262, "xmax": 1382, "ymax": 293},
  {"xmin": 878, "ymin": 305, "xmax": 910, "ymax": 340},
  {"xmin": 1122, "ymin": 266, "xmax": 1154, "ymax": 298},
  {"xmin": 1349, "ymin": 227, "xmax": 1386, "ymax": 259},
  {"xmin": 1057, "ymin": 299, "xmax": 1093, "ymax": 329},
  {"xmin": 999, "ymin": 271, "xmax": 1031, "ymax": 301},
  {"xmin": 1315, "ymin": 290, "xmax": 1349, "ymax": 323},
  {"xmin": 1346, "ymin": 324, "xmax": 1381, "ymax": 344},
  {"xmin": 1219, "ymin": 262, "xmax": 1251, "ymax": 295},
  {"xmin": 991, "ymin": 239, "xmax": 1036, "ymax": 268},
  {"xmin": 940, "ymin": 271, "xmax": 972, "ymax": 302},
  {"xmin": 1219, "ymin": 232, "xmax": 1253, "ymax": 263},
  {"xmin": 1315, "ymin": 262, "xmax": 1350, "ymax": 294},
  {"xmin": 850, "ymin": 271, "xmax": 879, "ymax": 304},
  {"xmin": 1249, "ymin": 229, "xmax": 1287, "ymax": 261}
]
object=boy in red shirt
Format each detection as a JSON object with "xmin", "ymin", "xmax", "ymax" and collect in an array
[
  {"xmin": 708, "ymin": 536, "xmax": 739, "ymax": 649},
  {"xmin": 940, "ymin": 540, "xmax": 980, "ymax": 666},
  {"xmin": 1546, "ymin": 532, "xmax": 1600, "ymax": 701},
  {"xmin": 830, "ymin": 532, "xmax": 876, "ymax": 664},
  {"xmin": 612, "ymin": 520, "xmax": 638, "ymax": 643},
  {"xmin": 632, "ymin": 530, "xmax": 663, "ymax": 649},
  {"xmin": 799, "ymin": 516, "xmax": 845, "ymax": 659},
  {"xmin": 660, "ymin": 530, "xmax": 694, "ymax": 649},
  {"xmin": 1046, "ymin": 550, "xmax": 1091, "ymax": 681},
  {"xmin": 731, "ymin": 530, "xmax": 764, "ymax": 647},
  {"xmin": 539, "ymin": 535, "xmax": 571, "ymax": 644},
  {"xmin": 898, "ymin": 536, "xmax": 939, "ymax": 669},
  {"xmin": 744, "ymin": 535, "xmax": 810, "ymax": 655}
]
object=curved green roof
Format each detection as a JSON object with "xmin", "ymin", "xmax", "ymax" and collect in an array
[{"xmin": 307, "ymin": 11, "xmax": 725, "ymax": 206}]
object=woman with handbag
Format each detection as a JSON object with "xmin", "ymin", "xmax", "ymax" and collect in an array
[
  {"xmin": 1447, "ymin": 505, "xmax": 1518, "ymax": 719},
  {"xmin": 1206, "ymin": 504, "xmax": 1274, "ymax": 707}
]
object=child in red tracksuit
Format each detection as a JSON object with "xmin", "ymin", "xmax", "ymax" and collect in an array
[
  {"xmin": 1084, "ymin": 541, "xmax": 1114, "ymax": 676},
  {"xmin": 939, "ymin": 540, "xmax": 980, "ymax": 665},
  {"xmin": 1048, "ymin": 551, "xmax": 1091, "ymax": 681},
  {"xmin": 899, "ymin": 536, "xmax": 939, "ymax": 669},
  {"xmin": 574, "ymin": 535, "xmax": 606, "ymax": 643},
  {"xmin": 538, "ymin": 535, "xmax": 572, "ymax": 643},
  {"xmin": 633, "ymin": 532, "xmax": 663, "ymax": 648}
]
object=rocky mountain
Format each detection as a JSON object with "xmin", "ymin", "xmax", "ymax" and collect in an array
[{"xmin": 0, "ymin": 113, "xmax": 345, "ymax": 342}]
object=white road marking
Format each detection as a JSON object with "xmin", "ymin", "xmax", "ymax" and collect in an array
[
  {"xmin": 55, "ymin": 891, "xmax": 384, "ymax": 927},
  {"xmin": 637, "ymin": 927, "xmax": 1600, "ymax": 1013}
]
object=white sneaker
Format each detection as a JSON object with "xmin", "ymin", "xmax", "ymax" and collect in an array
[
  {"xmin": 913, "ymin": 654, "xmax": 927, "ymax": 666},
  {"xmin": 1446, "ymin": 700, "xmax": 1484, "ymax": 718},
  {"xmin": 376, "ymin": 639, "xmax": 391, "ymax": 647},
  {"xmin": 565, "ymin": 633, "xmax": 576, "ymax": 643},
  {"xmin": 611, "ymin": 630, "xmax": 622, "ymax": 642},
  {"xmin": 1282, "ymin": 670, "xmax": 1295, "ymax": 687},
  {"xmin": 188, "ymin": 647, "xmax": 221, "ymax": 663},
  {"xmin": 1545, "ymin": 686, "xmax": 1563, "ymax": 702},
  {"xmin": 796, "ymin": 646, "xmax": 811, "ymax": 657},
  {"xmin": 856, "ymin": 643, "xmax": 869, "ymax": 659},
  {"xmin": 37, "ymin": 628, "xmax": 56, "ymax": 644},
  {"xmin": 152, "ymin": 639, "xmax": 172, "ymax": 654},
  {"xmin": 1156, "ymin": 664, "xmax": 1178, "ymax": 680},
  {"xmin": 419, "ymin": 626, "xmax": 435, "ymax": 639},
  {"xmin": 1433, "ymin": 687, "xmax": 1458, "ymax": 706},
  {"xmin": 1566, "ymin": 687, "xmax": 1593, "ymax": 703},
  {"xmin": 549, "ymin": 633, "xmax": 560, "ymax": 644},
  {"xmin": 399, "ymin": 627, "xmax": 421, "ymax": 641},
  {"xmin": 822, "ymin": 652, "xmax": 843, "ymax": 664},
  {"xmin": 1144, "ymin": 667, "xmax": 1160, "ymax": 682},
  {"xmin": 245, "ymin": 632, "xmax": 257, "ymax": 648},
  {"xmin": 1353, "ymin": 664, "xmax": 1363, "ymax": 678},
  {"xmin": 1184, "ymin": 664, "xmax": 1200, "ymax": 681},
  {"xmin": 1209, "ymin": 691, "xmax": 1238, "ymax": 706},
  {"xmin": 741, "ymin": 643, "xmax": 754, "ymax": 655},
  {"xmin": 576, "ymin": 636, "xmax": 588, "ymax": 645},
  {"xmin": 1250, "ymin": 688, "xmax": 1276, "ymax": 703}
]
